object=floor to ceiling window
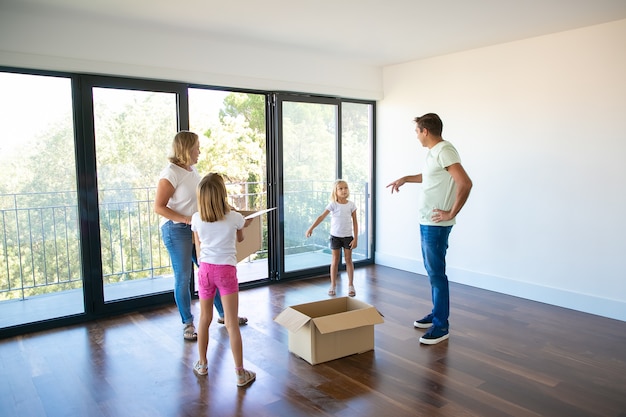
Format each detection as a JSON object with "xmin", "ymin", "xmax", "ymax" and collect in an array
[
  {"xmin": 340, "ymin": 101, "xmax": 374, "ymax": 262},
  {"xmin": 275, "ymin": 95, "xmax": 374, "ymax": 280},
  {"xmin": 92, "ymin": 87, "xmax": 180, "ymax": 302},
  {"xmin": 0, "ymin": 71, "xmax": 83, "ymax": 328},
  {"xmin": 188, "ymin": 88, "xmax": 269, "ymax": 284},
  {"xmin": 0, "ymin": 68, "xmax": 375, "ymax": 336},
  {"xmin": 280, "ymin": 99, "xmax": 338, "ymax": 274}
]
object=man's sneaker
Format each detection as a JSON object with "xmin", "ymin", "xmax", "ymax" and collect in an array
[
  {"xmin": 419, "ymin": 327, "xmax": 449, "ymax": 345},
  {"xmin": 413, "ymin": 314, "xmax": 434, "ymax": 329}
]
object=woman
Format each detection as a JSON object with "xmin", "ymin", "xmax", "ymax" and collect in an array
[{"xmin": 154, "ymin": 131, "xmax": 247, "ymax": 341}]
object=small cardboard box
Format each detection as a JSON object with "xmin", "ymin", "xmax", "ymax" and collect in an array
[
  {"xmin": 274, "ymin": 297, "xmax": 384, "ymax": 365},
  {"xmin": 236, "ymin": 208, "xmax": 275, "ymax": 263}
]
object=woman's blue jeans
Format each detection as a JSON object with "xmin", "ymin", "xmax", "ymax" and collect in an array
[
  {"xmin": 161, "ymin": 221, "xmax": 195, "ymax": 325},
  {"xmin": 420, "ymin": 224, "xmax": 453, "ymax": 330}
]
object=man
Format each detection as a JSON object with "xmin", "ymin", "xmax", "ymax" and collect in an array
[{"xmin": 387, "ymin": 113, "xmax": 472, "ymax": 345}]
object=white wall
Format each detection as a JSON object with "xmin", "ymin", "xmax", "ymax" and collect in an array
[
  {"xmin": 0, "ymin": 3, "xmax": 382, "ymax": 100},
  {"xmin": 377, "ymin": 19, "xmax": 626, "ymax": 321}
]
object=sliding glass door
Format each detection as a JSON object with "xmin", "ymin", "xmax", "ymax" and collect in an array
[
  {"xmin": 75, "ymin": 76, "xmax": 188, "ymax": 315},
  {"xmin": 339, "ymin": 102, "xmax": 373, "ymax": 263},
  {"xmin": 280, "ymin": 98, "xmax": 338, "ymax": 274},
  {"xmin": 0, "ymin": 71, "xmax": 83, "ymax": 327},
  {"xmin": 188, "ymin": 88, "xmax": 269, "ymax": 284},
  {"xmin": 91, "ymin": 87, "xmax": 180, "ymax": 302},
  {"xmin": 275, "ymin": 95, "xmax": 373, "ymax": 279}
]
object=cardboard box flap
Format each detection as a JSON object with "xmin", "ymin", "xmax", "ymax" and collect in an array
[
  {"xmin": 234, "ymin": 208, "xmax": 275, "ymax": 263},
  {"xmin": 242, "ymin": 207, "xmax": 275, "ymax": 220},
  {"xmin": 274, "ymin": 307, "xmax": 313, "ymax": 333},
  {"xmin": 289, "ymin": 297, "xmax": 347, "ymax": 318},
  {"xmin": 312, "ymin": 306, "xmax": 384, "ymax": 334}
]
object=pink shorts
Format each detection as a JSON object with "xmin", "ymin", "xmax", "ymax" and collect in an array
[{"xmin": 197, "ymin": 263, "xmax": 239, "ymax": 299}]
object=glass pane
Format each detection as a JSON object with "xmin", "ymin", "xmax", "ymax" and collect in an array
[
  {"xmin": 342, "ymin": 102, "xmax": 373, "ymax": 262},
  {"xmin": 283, "ymin": 101, "xmax": 337, "ymax": 273},
  {"xmin": 92, "ymin": 88, "xmax": 178, "ymax": 302},
  {"xmin": 0, "ymin": 72, "xmax": 83, "ymax": 327},
  {"xmin": 189, "ymin": 89, "xmax": 268, "ymax": 283}
]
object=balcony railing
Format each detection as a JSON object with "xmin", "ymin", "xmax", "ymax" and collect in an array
[
  {"xmin": 1, "ymin": 181, "xmax": 368, "ymax": 301},
  {"xmin": 1, "ymin": 191, "xmax": 82, "ymax": 301}
]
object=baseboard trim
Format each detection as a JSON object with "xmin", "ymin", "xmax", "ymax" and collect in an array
[{"xmin": 374, "ymin": 252, "xmax": 626, "ymax": 322}]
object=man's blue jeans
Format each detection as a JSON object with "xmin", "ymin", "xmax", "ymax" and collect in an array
[
  {"xmin": 420, "ymin": 224, "xmax": 453, "ymax": 330},
  {"xmin": 161, "ymin": 220, "xmax": 194, "ymax": 325}
]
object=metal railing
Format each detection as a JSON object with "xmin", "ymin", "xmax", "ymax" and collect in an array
[
  {"xmin": 1, "ymin": 191, "xmax": 82, "ymax": 300},
  {"xmin": 1, "ymin": 180, "xmax": 368, "ymax": 301}
]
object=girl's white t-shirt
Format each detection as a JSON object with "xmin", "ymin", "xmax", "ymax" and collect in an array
[
  {"xmin": 191, "ymin": 211, "xmax": 245, "ymax": 266},
  {"xmin": 325, "ymin": 201, "xmax": 357, "ymax": 238},
  {"xmin": 158, "ymin": 163, "xmax": 201, "ymax": 227}
]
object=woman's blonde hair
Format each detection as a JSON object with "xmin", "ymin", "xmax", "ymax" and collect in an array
[
  {"xmin": 168, "ymin": 131, "xmax": 198, "ymax": 167},
  {"xmin": 197, "ymin": 173, "xmax": 231, "ymax": 222},
  {"xmin": 330, "ymin": 179, "xmax": 349, "ymax": 202}
]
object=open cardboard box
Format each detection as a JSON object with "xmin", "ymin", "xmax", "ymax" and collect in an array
[
  {"xmin": 235, "ymin": 208, "xmax": 275, "ymax": 263},
  {"xmin": 274, "ymin": 297, "xmax": 384, "ymax": 365}
]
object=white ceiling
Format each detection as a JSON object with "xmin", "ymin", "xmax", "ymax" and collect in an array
[{"xmin": 6, "ymin": 0, "xmax": 626, "ymax": 66}]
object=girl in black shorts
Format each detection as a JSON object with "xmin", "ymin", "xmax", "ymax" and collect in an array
[{"xmin": 305, "ymin": 179, "xmax": 358, "ymax": 297}]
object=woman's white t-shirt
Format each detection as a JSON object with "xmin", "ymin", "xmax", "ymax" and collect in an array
[{"xmin": 158, "ymin": 163, "xmax": 201, "ymax": 227}]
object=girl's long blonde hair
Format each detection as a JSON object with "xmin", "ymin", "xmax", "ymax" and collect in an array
[
  {"xmin": 197, "ymin": 173, "xmax": 231, "ymax": 222},
  {"xmin": 168, "ymin": 131, "xmax": 198, "ymax": 167},
  {"xmin": 330, "ymin": 179, "xmax": 349, "ymax": 202}
]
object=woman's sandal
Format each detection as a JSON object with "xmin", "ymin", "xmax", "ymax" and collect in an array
[
  {"xmin": 217, "ymin": 316, "xmax": 249, "ymax": 325},
  {"xmin": 183, "ymin": 323, "xmax": 197, "ymax": 341},
  {"xmin": 348, "ymin": 286, "xmax": 356, "ymax": 297},
  {"xmin": 236, "ymin": 369, "xmax": 256, "ymax": 387},
  {"xmin": 328, "ymin": 287, "xmax": 336, "ymax": 296}
]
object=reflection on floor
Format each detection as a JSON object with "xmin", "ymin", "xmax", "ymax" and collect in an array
[{"xmin": 0, "ymin": 251, "xmax": 370, "ymax": 330}]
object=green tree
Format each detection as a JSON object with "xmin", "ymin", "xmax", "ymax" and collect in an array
[
  {"xmin": 197, "ymin": 114, "xmax": 264, "ymax": 209},
  {"xmin": 202, "ymin": 92, "xmax": 267, "ymax": 210},
  {"xmin": 220, "ymin": 93, "xmax": 266, "ymax": 134},
  {"xmin": 93, "ymin": 91, "xmax": 176, "ymax": 191}
]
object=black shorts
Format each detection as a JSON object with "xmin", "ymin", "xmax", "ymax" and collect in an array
[{"xmin": 330, "ymin": 235, "xmax": 353, "ymax": 250}]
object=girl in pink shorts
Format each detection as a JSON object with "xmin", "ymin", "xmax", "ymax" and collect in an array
[{"xmin": 190, "ymin": 173, "xmax": 256, "ymax": 387}]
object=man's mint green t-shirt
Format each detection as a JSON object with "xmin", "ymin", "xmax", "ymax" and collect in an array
[{"xmin": 419, "ymin": 141, "xmax": 461, "ymax": 226}]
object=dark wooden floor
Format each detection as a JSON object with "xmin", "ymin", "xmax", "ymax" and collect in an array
[{"xmin": 1, "ymin": 265, "xmax": 625, "ymax": 417}]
